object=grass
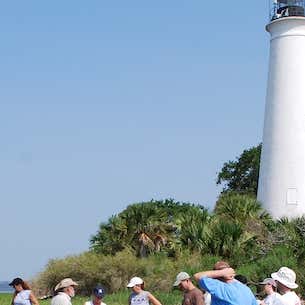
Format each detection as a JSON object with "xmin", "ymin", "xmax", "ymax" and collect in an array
[{"xmin": 0, "ymin": 290, "xmax": 182, "ymax": 305}]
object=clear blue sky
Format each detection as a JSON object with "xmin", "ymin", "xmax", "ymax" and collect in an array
[{"xmin": 1, "ymin": 1, "xmax": 269, "ymax": 280}]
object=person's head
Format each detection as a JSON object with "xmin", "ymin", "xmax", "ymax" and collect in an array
[
  {"xmin": 271, "ymin": 267, "xmax": 298, "ymax": 293},
  {"xmin": 92, "ymin": 285, "xmax": 105, "ymax": 302},
  {"xmin": 259, "ymin": 278, "xmax": 277, "ymax": 295},
  {"xmin": 54, "ymin": 278, "xmax": 78, "ymax": 298},
  {"xmin": 213, "ymin": 261, "xmax": 232, "ymax": 282},
  {"xmin": 173, "ymin": 272, "xmax": 193, "ymax": 292},
  {"xmin": 213, "ymin": 261, "xmax": 230, "ymax": 271},
  {"xmin": 235, "ymin": 274, "xmax": 248, "ymax": 285},
  {"xmin": 127, "ymin": 277, "xmax": 144, "ymax": 293},
  {"xmin": 9, "ymin": 278, "xmax": 31, "ymax": 292}
]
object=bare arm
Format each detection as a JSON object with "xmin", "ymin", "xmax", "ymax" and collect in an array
[
  {"xmin": 194, "ymin": 268, "xmax": 235, "ymax": 282},
  {"xmin": 148, "ymin": 293, "xmax": 162, "ymax": 305},
  {"xmin": 29, "ymin": 292, "xmax": 40, "ymax": 305}
]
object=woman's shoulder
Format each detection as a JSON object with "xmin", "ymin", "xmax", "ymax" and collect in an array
[
  {"xmin": 20, "ymin": 290, "xmax": 31, "ymax": 296},
  {"xmin": 130, "ymin": 291, "xmax": 149, "ymax": 297}
]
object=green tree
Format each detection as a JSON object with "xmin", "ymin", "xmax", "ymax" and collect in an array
[
  {"xmin": 213, "ymin": 192, "xmax": 272, "ymax": 262},
  {"xmin": 90, "ymin": 199, "xmax": 207, "ymax": 257},
  {"xmin": 214, "ymin": 192, "xmax": 270, "ymax": 224},
  {"xmin": 216, "ymin": 144, "xmax": 261, "ymax": 195},
  {"xmin": 178, "ymin": 205, "xmax": 210, "ymax": 252},
  {"xmin": 270, "ymin": 216, "xmax": 305, "ymax": 263}
]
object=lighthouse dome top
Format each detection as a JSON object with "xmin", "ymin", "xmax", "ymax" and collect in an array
[{"xmin": 270, "ymin": 0, "xmax": 305, "ymax": 20}]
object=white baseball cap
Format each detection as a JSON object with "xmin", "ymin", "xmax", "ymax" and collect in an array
[
  {"xmin": 259, "ymin": 278, "xmax": 277, "ymax": 287},
  {"xmin": 173, "ymin": 272, "xmax": 190, "ymax": 286},
  {"xmin": 127, "ymin": 277, "xmax": 144, "ymax": 288}
]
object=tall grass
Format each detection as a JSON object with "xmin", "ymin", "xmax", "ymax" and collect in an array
[{"xmin": 0, "ymin": 291, "xmax": 182, "ymax": 305}]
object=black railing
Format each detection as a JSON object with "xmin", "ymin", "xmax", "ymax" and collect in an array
[{"xmin": 270, "ymin": 0, "xmax": 305, "ymax": 20}]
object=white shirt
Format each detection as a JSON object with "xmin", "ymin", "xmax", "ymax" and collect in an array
[
  {"xmin": 280, "ymin": 291, "xmax": 301, "ymax": 305},
  {"xmin": 263, "ymin": 292, "xmax": 284, "ymax": 305},
  {"xmin": 13, "ymin": 290, "xmax": 31, "ymax": 305},
  {"xmin": 204, "ymin": 292, "xmax": 211, "ymax": 305},
  {"xmin": 51, "ymin": 292, "xmax": 72, "ymax": 305}
]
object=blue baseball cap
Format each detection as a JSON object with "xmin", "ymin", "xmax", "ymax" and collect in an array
[{"xmin": 93, "ymin": 285, "xmax": 105, "ymax": 298}]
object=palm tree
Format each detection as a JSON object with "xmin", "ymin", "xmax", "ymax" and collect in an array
[
  {"xmin": 210, "ymin": 193, "xmax": 272, "ymax": 262},
  {"xmin": 178, "ymin": 205, "xmax": 210, "ymax": 252},
  {"xmin": 90, "ymin": 215, "xmax": 129, "ymax": 254},
  {"xmin": 90, "ymin": 199, "xmax": 211, "ymax": 257},
  {"xmin": 214, "ymin": 192, "xmax": 270, "ymax": 223},
  {"xmin": 206, "ymin": 219, "xmax": 257, "ymax": 259},
  {"xmin": 119, "ymin": 202, "xmax": 176, "ymax": 257}
]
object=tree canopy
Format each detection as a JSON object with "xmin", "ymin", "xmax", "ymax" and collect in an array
[
  {"xmin": 90, "ymin": 199, "xmax": 208, "ymax": 257},
  {"xmin": 216, "ymin": 144, "xmax": 261, "ymax": 195}
]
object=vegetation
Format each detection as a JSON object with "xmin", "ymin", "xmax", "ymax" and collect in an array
[
  {"xmin": 90, "ymin": 199, "xmax": 209, "ymax": 258},
  {"xmin": 0, "ymin": 292, "xmax": 182, "ymax": 305},
  {"xmin": 29, "ymin": 144, "xmax": 305, "ymax": 298},
  {"xmin": 33, "ymin": 196, "xmax": 305, "ymax": 297},
  {"xmin": 216, "ymin": 144, "xmax": 261, "ymax": 195}
]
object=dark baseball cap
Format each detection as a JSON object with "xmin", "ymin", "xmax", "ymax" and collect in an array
[
  {"xmin": 93, "ymin": 285, "xmax": 105, "ymax": 298},
  {"xmin": 9, "ymin": 278, "xmax": 23, "ymax": 286}
]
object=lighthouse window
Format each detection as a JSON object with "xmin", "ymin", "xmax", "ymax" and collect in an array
[{"xmin": 286, "ymin": 188, "xmax": 298, "ymax": 205}]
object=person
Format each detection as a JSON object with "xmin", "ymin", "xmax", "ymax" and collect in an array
[
  {"xmin": 271, "ymin": 267, "xmax": 301, "ymax": 305},
  {"xmin": 194, "ymin": 262, "xmax": 257, "ymax": 305},
  {"xmin": 258, "ymin": 278, "xmax": 283, "ymax": 305},
  {"xmin": 127, "ymin": 276, "xmax": 162, "ymax": 305},
  {"xmin": 173, "ymin": 271, "xmax": 205, "ymax": 305},
  {"xmin": 51, "ymin": 278, "xmax": 78, "ymax": 305},
  {"xmin": 9, "ymin": 277, "xmax": 39, "ymax": 305},
  {"xmin": 84, "ymin": 285, "xmax": 106, "ymax": 305}
]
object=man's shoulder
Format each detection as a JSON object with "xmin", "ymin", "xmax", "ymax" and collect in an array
[
  {"xmin": 51, "ymin": 293, "xmax": 70, "ymax": 304},
  {"xmin": 186, "ymin": 287, "xmax": 203, "ymax": 296},
  {"xmin": 52, "ymin": 293, "xmax": 67, "ymax": 299}
]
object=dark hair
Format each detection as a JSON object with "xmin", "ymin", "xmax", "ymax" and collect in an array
[{"xmin": 235, "ymin": 274, "xmax": 248, "ymax": 285}]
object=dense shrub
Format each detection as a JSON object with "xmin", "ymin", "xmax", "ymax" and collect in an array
[{"xmin": 33, "ymin": 199, "xmax": 305, "ymax": 298}]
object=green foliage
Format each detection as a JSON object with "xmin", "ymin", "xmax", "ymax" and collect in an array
[
  {"xmin": 90, "ymin": 199, "xmax": 208, "ymax": 257},
  {"xmin": 217, "ymin": 144, "xmax": 261, "ymax": 195},
  {"xmin": 214, "ymin": 192, "xmax": 269, "ymax": 222},
  {"xmin": 33, "ymin": 249, "xmax": 149, "ymax": 295},
  {"xmin": 33, "ymin": 192, "xmax": 305, "ymax": 298}
]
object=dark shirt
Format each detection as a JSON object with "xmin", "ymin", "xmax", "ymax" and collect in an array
[{"xmin": 183, "ymin": 288, "xmax": 205, "ymax": 305}]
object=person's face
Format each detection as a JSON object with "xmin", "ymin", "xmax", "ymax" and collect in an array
[
  {"xmin": 93, "ymin": 295, "xmax": 102, "ymax": 303},
  {"xmin": 66, "ymin": 285, "xmax": 76, "ymax": 297},
  {"xmin": 178, "ymin": 279, "xmax": 189, "ymax": 291},
  {"xmin": 263, "ymin": 284, "xmax": 273, "ymax": 294},
  {"xmin": 131, "ymin": 284, "xmax": 142, "ymax": 293},
  {"xmin": 13, "ymin": 284, "xmax": 23, "ymax": 292}
]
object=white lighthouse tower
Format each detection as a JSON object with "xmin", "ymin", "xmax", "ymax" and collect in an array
[{"xmin": 258, "ymin": 0, "xmax": 305, "ymax": 218}]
